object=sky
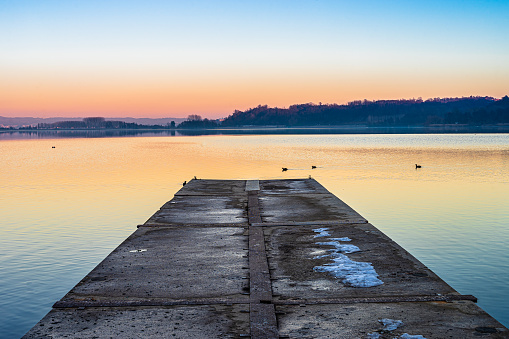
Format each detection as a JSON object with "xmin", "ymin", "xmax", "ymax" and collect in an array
[{"xmin": 1, "ymin": 0, "xmax": 508, "ymax": 119}]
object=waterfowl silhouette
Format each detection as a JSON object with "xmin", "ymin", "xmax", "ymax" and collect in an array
[
  {"xmin": 415, "ymin": 164, "xmax": 422, "ymax": 168},
  {"xmin": 282, "ymin": 167, "xmax": 288, "ymax": 172},
  {"xmin": 311, "ymin": 166, "xmax": 316, "ymax": 169}
]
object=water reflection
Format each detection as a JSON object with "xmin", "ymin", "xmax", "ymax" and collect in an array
[
  {"xmin": 3, "ymin": 124, "xmax": 509, "ymax": 140},
  {"xmin": 0, "ymin": 129, "xmax": 177, "ymax": 139},
  {"xmin": 1, "ymin": 134, "xmax": 508, "ymax": 337}
]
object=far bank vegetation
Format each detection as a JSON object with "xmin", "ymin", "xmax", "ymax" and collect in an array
[
  {"xmin": 221, "ymin": 96, "xmax": 509, "ymax": 127},
  {"xmin": 9, "ymin": 96, "xmax": 509, "ymax": 130}
]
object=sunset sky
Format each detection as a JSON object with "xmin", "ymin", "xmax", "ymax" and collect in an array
[{"xmin": 1, "ymin": 0, "xmax": 508, "ymax": 118}]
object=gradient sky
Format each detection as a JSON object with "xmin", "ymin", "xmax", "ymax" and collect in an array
[{"xmin": 1, "ymin": 0, "xmax": 508, "ymax": 118}]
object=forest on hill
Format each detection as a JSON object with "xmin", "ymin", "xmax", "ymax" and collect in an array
[
  {"xmin": 221, "ymin": 96, "xmax": 509, "ymax": 127},
  {"xmin": 3, "ymin": 96, "xmax": 509, "ymax": 131}
]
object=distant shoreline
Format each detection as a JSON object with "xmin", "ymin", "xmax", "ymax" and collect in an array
[{"xmin": 2, "ymin": 125, "xmax": 509, "ymax": 140}]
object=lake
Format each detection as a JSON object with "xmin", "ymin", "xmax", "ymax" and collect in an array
[{"xmin": 1, "ymin": 132, "xmax": 508, "ymax": 338}]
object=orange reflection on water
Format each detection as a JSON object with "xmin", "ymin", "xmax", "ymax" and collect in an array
[{"xmin": 1, "ymin": 133, "xmax": 509, "ymax": 333}]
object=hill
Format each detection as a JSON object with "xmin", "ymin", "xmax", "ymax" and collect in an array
[{"xmin": 222, "ymin": 96, "xmax": 509, "ymax": 127}]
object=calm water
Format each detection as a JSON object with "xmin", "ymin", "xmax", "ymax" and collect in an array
[{"xmin": 1, "ymin": 133, "xmax": 508, "ymax": 338}]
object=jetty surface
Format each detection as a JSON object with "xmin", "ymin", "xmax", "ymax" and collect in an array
[{"xmin": 24, "ymin": 178, "xmax": 508, "ymax": 338}]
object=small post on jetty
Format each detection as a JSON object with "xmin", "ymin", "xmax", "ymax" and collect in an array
[{"xmin": 24, "ymin": 178, "xmax": 508, "ymax": 338}]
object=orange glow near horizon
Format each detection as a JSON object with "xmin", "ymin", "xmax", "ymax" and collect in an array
[
  {"xmin": 1, "ymin": 66, "xmax": 508, "ymax": 119},
  {"xmin": 1, "ymin": 1, "xmax": 508, "ymax": 118}
]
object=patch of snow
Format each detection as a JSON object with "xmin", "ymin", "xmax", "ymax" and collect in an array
[
  {"xmin": 313, "ymin": 227, "xmax": 331, "ymax": 238},
  {"xmin": 311, "ymin": 228, "xmax": 383, "ymax": 288},
  {"xmin": 316, "ymin": 241, "xmax": 361, "ymax": 254},
  {"xmin": 367, "ymin": 319, "xmax": 425, "ymax": 339},
  {"xmin": 379, "ymin": 318, "xmax": 404, "ymax": 331},
  {"xmin": 330, "ymin": 237, "xmax": 352, "ymax": 241},
  {"xmin": 310, "ymin": 249, "xmax": 329, "ymax": 257},
  {"xmin": 314, "ymin": 252, "xmax": 383, "ymax": 287}
]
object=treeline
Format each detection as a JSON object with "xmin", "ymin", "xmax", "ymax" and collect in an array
[
  {"xmin": 33, "ymin": 116, "xmax": 221, "ymax": 130},
  {"xmin": 7, "ymin": 96, "xmax": 509, "ymax": 131},
  {"xmin": 36, "ymin": 117, "xmax": 175, "ymax": 129},
  {"xmin": 221, "ymin": 96, "xmax": 509, "ymax": 127},
  {"xmin": 176, "ymin": 115, "xmax": 219, "ymax": 128}
]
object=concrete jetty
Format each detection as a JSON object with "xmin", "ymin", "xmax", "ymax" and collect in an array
[{"xmin": 24, "ymin": 179, "xmax": 508, "ymax": 338}]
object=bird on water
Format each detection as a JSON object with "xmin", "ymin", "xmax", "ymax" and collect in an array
[
  {"xmin": 415, "ymin": 164, "xmax": 422, "ymax": 168},
  {"xmin": 282, "ymin": 167, "xmax": 288, "ymax": 172},
  {"xmin": 312, "ymin": 166, "xmax": 316, "ymax": 169}
]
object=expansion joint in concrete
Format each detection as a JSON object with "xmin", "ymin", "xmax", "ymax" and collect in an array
[
  {"xmin": 138, "ymin": 223, "xmax": 248, "ymax": 228},
  {"xmin": 247, "ymin": 190, "xmax": 278, "ymax": 339},
  {"xmin": 272, "ymin": 294, "xmax": 478, "ymax": 305},
  {"xmin": 53, "ymin": 298, "xmax": 250, "ymax": 308}
]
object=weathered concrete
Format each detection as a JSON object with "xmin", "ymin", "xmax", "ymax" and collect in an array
[
  {"xmin": 24, "ymin": 178, "xmax": 509, "ymax": 338},
  {"xmin": 276, "ymin": 302, "xmax": 507, "ymax": 338},
  {"xmin": 259, "ymin": 179, "xmax": 330, "ymax": 195},
  {"xmin": 266, "ymin": 224, "xmax": 457, "ymax": 300},
  {"xmin": 147, "ymin": 195, "xmax": 248, "ymax": 225},
  {"xmin": 24, "ymin": 305, "xmax": 250, "ymax": 338},
  {"xmin": 175, "ymin": 179, "xmax": 248, "ymax": 196},
  {"xmin": 59, "ymin": 226, "xmax": 249, "ymax": 302}
]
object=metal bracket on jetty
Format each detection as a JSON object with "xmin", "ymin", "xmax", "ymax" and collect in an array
[{"xmin": 24, "ymin": 179, "xmax": 508, "ymax": 338}]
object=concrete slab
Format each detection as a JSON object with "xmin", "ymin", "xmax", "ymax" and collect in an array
[
  {"xmin": 266, "ymin": 224, "xmax": 457, "ymax": 300},
  {"xmin": 245, "ymin": 180, "xmax": 260, "ymax": 191},
  {"xmin": 60, "ymin": 226, "xmax": 249, "ymax": 302},
  {"xmin": 175, "ymin": 179, "xmax": 247, "ymax": 196},
  {"xmin": 259, "ymin": 194, "xmax": 366, "ymax": 224},
  {"xmin": 259, "ymin": 179, "xmax": 330, "ymax": 195},
  {"xmin": 23, "ymin": 304, "xmax": 250, "ymax": 338},
  {"xmin": 276, "ymin": 302, "xmax": 508, "ymax": 338},
  {"xmin": 251, "ymin": 303, "xmax": 278, "ymax": 338},
  {"xmin": 146, "ymin": 195, "xmax": 248, "ymax": 225}
]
